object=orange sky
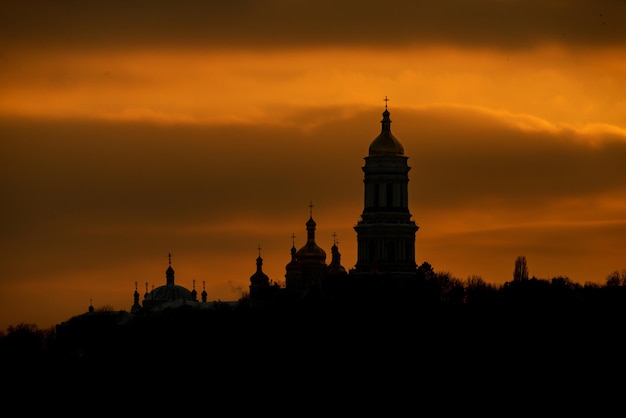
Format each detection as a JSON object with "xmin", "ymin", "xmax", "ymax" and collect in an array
[{"xmin": 1, "ymin": 0, "xmax": 625, "ymax": 331}]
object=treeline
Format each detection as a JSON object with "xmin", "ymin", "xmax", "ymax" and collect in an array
[
  {"xmin": 3, "ymin": 264, "xmax": 626, "ymax": 406},
  {"xmin": 3, "ymin": 260, "xmax": 625, "ymax": 409},
  {"xmin": 413, "ymin": 259, "xmax": 626, "ymax": 308},
  {"xmin": 3, "ymin": 261, "xmax": 626, "ymax": 364}
]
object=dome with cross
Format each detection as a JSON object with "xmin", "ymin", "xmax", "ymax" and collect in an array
[{"xmin": 368, "ymin": 99, "xmax": 404, "ymax": 156}]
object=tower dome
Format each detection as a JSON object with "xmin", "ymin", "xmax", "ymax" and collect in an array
[{"xmin": 368, "ymin": 108, "xmax": 404, "ymax": 156}]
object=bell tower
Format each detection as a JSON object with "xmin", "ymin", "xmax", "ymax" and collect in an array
[{"xmin": 352, "ymin": 101, "xmax": 419, "ymax": 279}]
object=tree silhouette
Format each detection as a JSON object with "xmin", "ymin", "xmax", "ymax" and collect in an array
[
  {"xmin": 605, "ymin": 269, "xmax": 626, "ymax": 286},
  {"xmin": 0, "ymin": 322, "xmax": 55, "ymax": 370},
  {"xmin": 465, "ymin": 275, "xmax": 499, "ymax": 305},
  {"xmin": 513, "ymin": 255, "xmax": 529, "ymax": 282}
]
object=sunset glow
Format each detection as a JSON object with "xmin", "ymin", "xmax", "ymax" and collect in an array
[
  {"xmin": 2, "ymin": 47, "xmax": 625, "ymax": 129},
  {"xmin": 1, "ymin": 0, "xmax": 625, "ymax": 331}
]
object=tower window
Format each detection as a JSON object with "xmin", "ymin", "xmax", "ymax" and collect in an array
[
  {"xmin": 386, "ymin": 183, "xmax": 393, "ymax": 207},
  {"xmin": 374, "ymin": 184, "xmax": 380, "ymax": 208}
]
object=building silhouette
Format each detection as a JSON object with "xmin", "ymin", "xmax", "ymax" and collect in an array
[
  {"xmin": 129, "ymin": 253, "xmax": 213, "ymax": 315},
  {"xmin": 81, "ymin": 103, "xmax": 419, "ymax": 315},
  {"xmin": 284, "ymin": 202, "xmax": 331, "ymax": 299},
  {"xmin": 49, "ymin": 103, "xmax": 626, "ymax": 389},
  {"xmin": 352, "ymin": 105, "xmax": 419, "ymax": 278},
  {"xmin": 249, "ymin": 103, "xmax": 420, "ymax": 304}
]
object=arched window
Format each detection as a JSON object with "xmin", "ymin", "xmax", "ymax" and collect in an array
[{"xmin": 386, "ymin": 183, "xmax": 393, "ymax": 207}]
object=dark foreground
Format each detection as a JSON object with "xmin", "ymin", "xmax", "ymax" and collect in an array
[{"xmin": 3, "ymin": 297, "xmax": 626, "ymax": 412}]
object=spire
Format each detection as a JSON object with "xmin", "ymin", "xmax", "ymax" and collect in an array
[
  {"xmin": 165, "ymin": 253, "xmax": 175, "ymax": 286},
  {"xmin": 191, "ymin": 279, "xmax": 198, "ymax": 301},
  {"xmin": 131, "ymin": 281, "xmax": 143, "ymax": 313},
  {"xmin": 201, "ymin": 280, "xmax": 207, "ymax": 302},
  {"xmin": 256, "ymin": 244, "xmax": 263, "ymax": 268},
  {"xmin": 368, "ymin": 97, "xmax": 404, "ymax": 156},
  {"xmin": 381, "ymin": 105, "xmax": 391, "ymax": 132},
  {"xmin": 286, "ymin": 233, "xmax": 300, "ymax": 273},
  {"xmin": 306, "ymin": 201, "xmax": 317, "ymax": 242},
  {"xmin": 133, "ymin": 281, "xmax": 140, "ymax": 303}
]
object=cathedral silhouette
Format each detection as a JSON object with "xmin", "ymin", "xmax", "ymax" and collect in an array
[
  {"xmin": 127, "ymin": 103, "xmax": 421, "ymax": 314},
  {"xmin": 45, "ymin": 103, "xmax": 623, "ymax": 400}
]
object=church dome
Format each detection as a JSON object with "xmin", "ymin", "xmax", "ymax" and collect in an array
[
  {"xmin": 296, "ymin": 216, "xmax": 327, "ymax": 264},
  {"xmin": 296, "ymin": 241, "xmax": 327, "ymax": 263},
  {"xmin": 368, "ymin": 108, "xmax": 404, "ymax": 156},
  {"xmin": 147, "ymin": 284, "xmax": 194, "ymax": 303},
  {"xmin": 250, "ymin": 255, "xmax": 270, "ymax": 286},
  {"xmin": 143, "ymin": 254, "xmax": 195, "ymax": 309}
]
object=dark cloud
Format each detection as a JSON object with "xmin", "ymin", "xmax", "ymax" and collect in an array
[
  {"xmin": 3, "ymin": 105, "xmax": 625, "ymax": 228},
  {"xmin": 400, "ymin": 106, "xmax": 626, "ymax": 206},
  {"xmin": 1, "ymin": 0, "xmax": 624, "ymax": 52}
]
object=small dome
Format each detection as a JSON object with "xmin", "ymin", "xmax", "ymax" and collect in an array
[
  {"xmin": 250, "ymin": 271, "xmax": 270, "ymax": 286},
  {"xmin": 369, "ymin": 109, "xmax": 404, "ymax": 156},
  {"xmin": 285, "ymin": 245, "xmax": 301, "ymax": 273},
  {"xmin": 250, "ymin": 256, "xmax": 270, "ymax": 286},
  {"xmin": 296, "ymin": 216, "xmax": 327, "ymax": 264},
  {"xmin": 327, "ymin": 242, "xmax": 347, "ymax": 275},
  {"xmin": 146, "ymin": 284, "xmax": 194, "ymax": 303}
]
